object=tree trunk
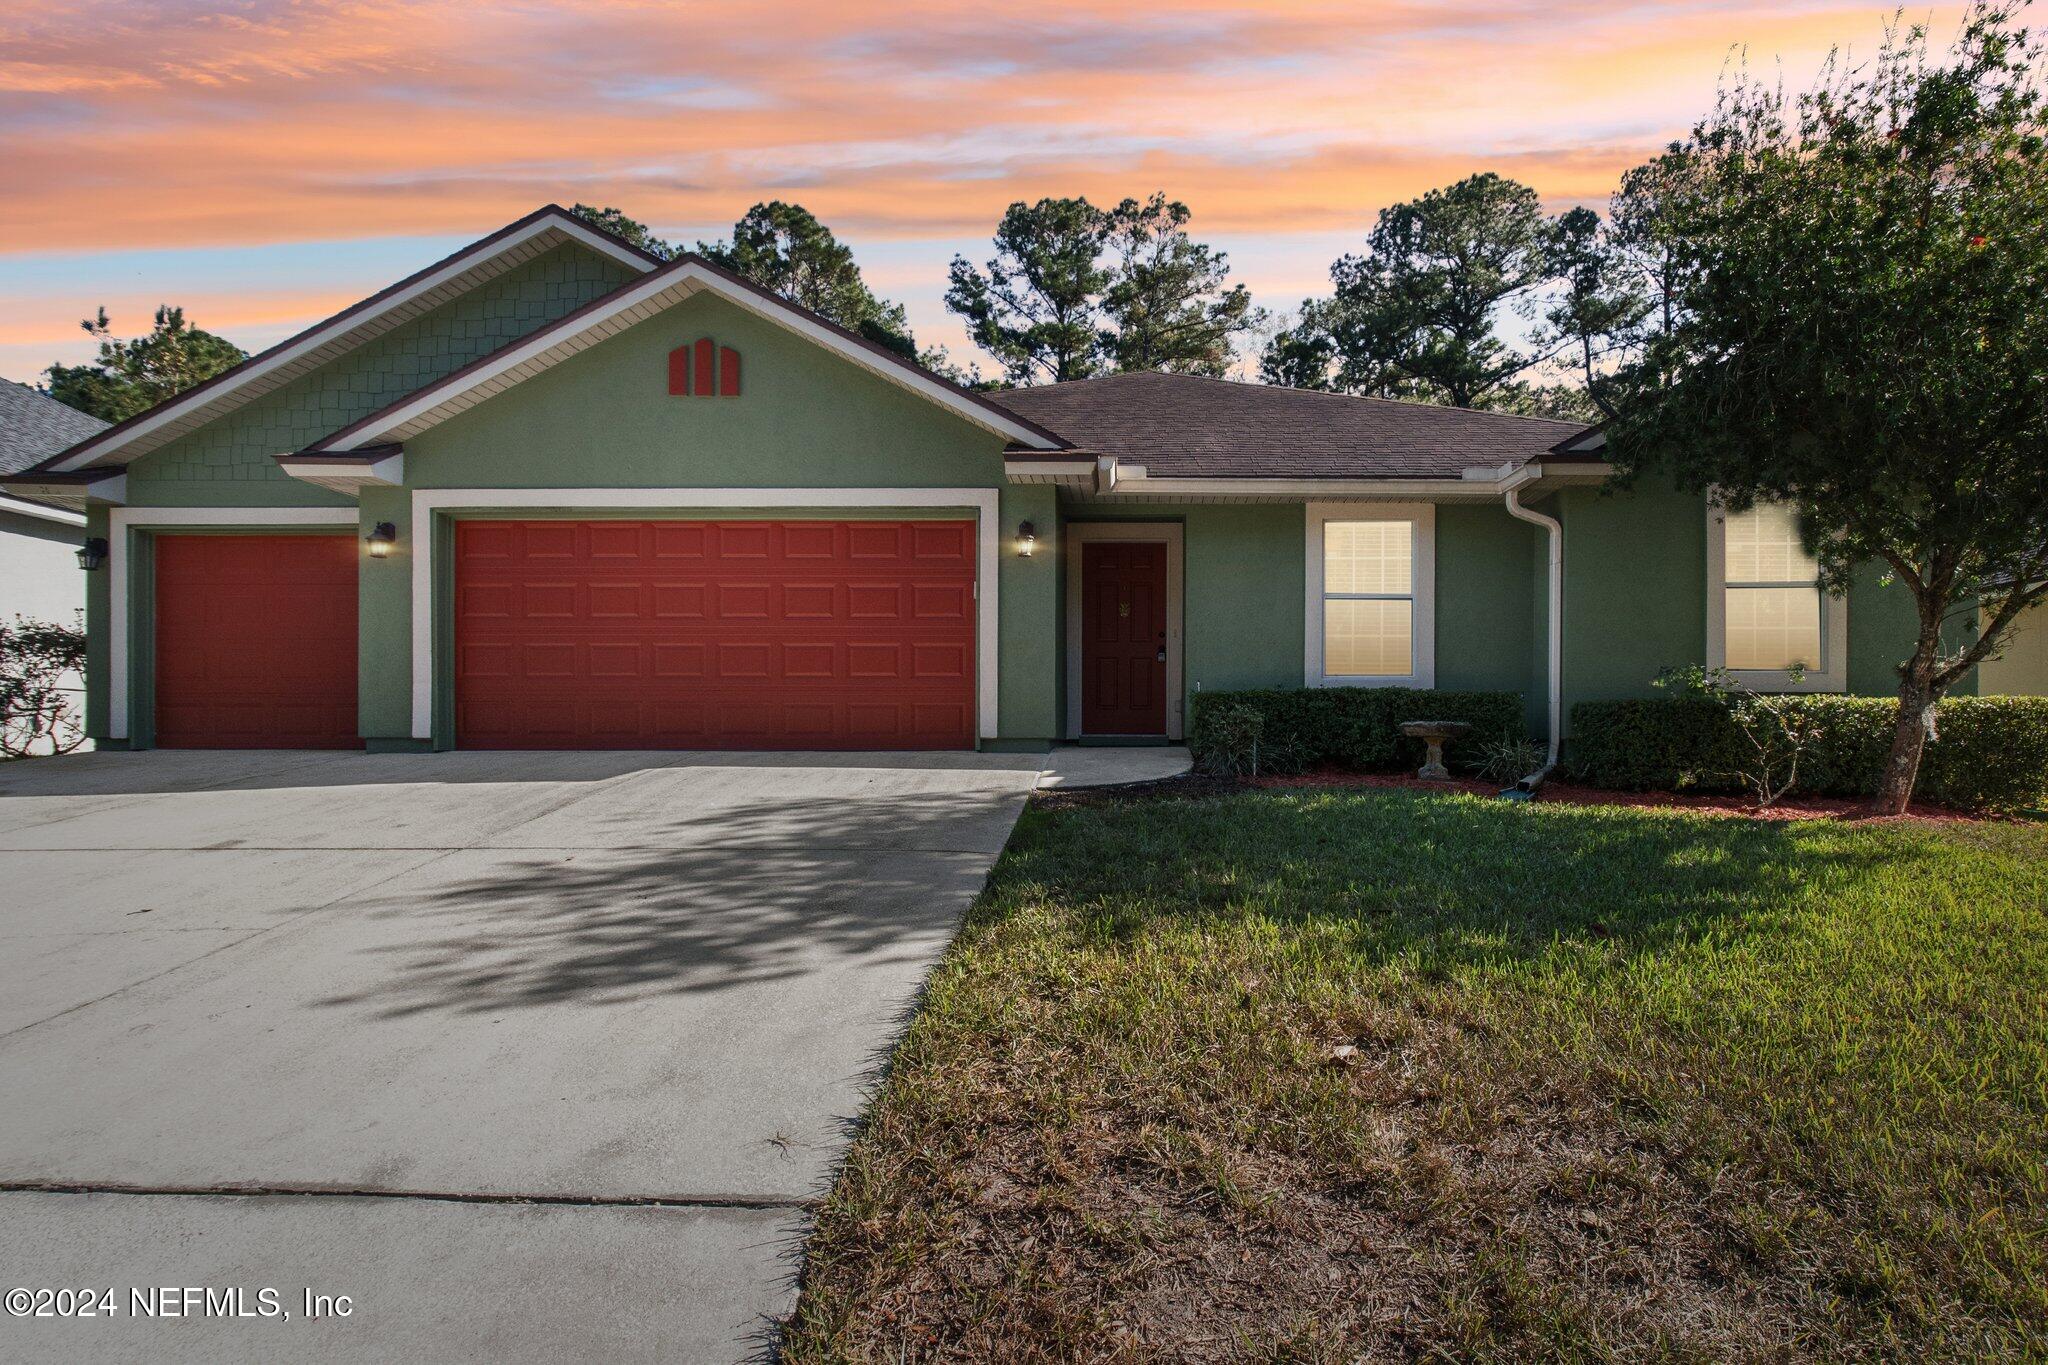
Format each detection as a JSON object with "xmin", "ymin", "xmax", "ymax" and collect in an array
[{"xmin": 1874, "ymin": 669, "xmax": 1935, "ymax": 815}]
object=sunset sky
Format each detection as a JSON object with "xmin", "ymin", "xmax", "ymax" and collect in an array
[{"xmin": 0, "ymin": 1, "xmax": 1970, "ymax": 383}]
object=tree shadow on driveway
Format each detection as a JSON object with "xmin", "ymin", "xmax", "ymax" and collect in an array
[{"xmin": 315, "ymin": 787, "xmax": 1022, "ymax": 1020}]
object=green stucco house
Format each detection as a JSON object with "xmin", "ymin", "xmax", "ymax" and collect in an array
[{"xmin": 6, "ymin": 205, "xmax": 2042, "ymax": 757}]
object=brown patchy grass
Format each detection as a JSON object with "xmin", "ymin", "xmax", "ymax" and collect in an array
[{"xmin": 782, "ymin": 786, "xmax": 2048, "ymax": 1362}]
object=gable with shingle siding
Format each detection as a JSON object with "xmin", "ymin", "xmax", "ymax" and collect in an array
[{"xmin": 126, "ymin": 244, "xmax": 637, "ymax": 497}]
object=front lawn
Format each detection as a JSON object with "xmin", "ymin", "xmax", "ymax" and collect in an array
[{"xmin": 784, "ymin": 787, "xmax": 2048, "ymax": 1361}]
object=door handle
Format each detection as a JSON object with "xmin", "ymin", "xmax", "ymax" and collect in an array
[{"xmin": 1155, "ymin": 647, "xmax": 1166, "ymax": 663}]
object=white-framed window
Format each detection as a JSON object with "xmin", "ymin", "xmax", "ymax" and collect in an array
[
  {"xmin": 1705, "ymin": 500, "xmax": 1848, "ymax": 692},
  {"xmin": 1305, "ymin": 502, "xmax": 1435, "ymax": 688}
]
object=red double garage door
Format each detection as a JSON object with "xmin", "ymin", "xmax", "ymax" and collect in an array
[{"xmin": 454, "ymin": 519, "xmax": 977, "ymax": 750}]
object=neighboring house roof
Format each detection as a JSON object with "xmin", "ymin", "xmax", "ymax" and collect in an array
[
  {"xmin": 295, "ymin": 251, "xmax": 1069, "ymax": 456},
  {"xmin": 0, "ymin": 383, "xmax": 105, "ymax": 525},
  {"xmin": 0, "ymin": 382, "xmax": 108, "ymax": 477},
  {"xmin": 993, "ymin": 371, "xmax": 1592, "ymax": 478},
  {"xmin": 20, "ymin": 205, "xmax": 662, "ymax": 476}
]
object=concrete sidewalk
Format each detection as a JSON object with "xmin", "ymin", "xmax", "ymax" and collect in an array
[{"xmin": 0, "ymin": 749, "xmax": 1041, "ymax": 1362}]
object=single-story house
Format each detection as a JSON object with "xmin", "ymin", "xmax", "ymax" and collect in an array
[
  {"xmin": 0, "ymin": 381, "xmax": 107, "ymax": 625},
  {"xmin": 3, "ymin": 204, "xmax": 2041, "ymax": 754}
]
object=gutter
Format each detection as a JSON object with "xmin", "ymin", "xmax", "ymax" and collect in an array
[{"xmin": 1501, "ymin": 469, "xmax": 1563, "ymax": 797}]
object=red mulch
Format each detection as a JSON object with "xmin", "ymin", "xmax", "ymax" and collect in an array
[{"xmin": 1246, "ymin": 769, "xmax": 1990, "ymax": 824}]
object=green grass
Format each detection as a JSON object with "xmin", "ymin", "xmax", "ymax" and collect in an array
[{"xmin": 783, "ymin": 787, "xmax": 2048, "ymax": 1362}]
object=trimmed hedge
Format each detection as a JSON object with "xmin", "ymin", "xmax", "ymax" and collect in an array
[
  {"xmin": 1188, "ymin": 687, "xmax": 1526, "ymax": 776},
  {"xmin": 1568, "ymin": 694, "xmax": 2048, "ymax": 811}
]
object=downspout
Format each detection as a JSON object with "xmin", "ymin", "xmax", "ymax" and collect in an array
[{"xmin": 1502, "ymin": 472, "xmax": 1563, "ymax": 795}]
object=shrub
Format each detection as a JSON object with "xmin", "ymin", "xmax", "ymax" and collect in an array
[
  {"xmin": 1188, "ymin": 688, "xmax": 1525, "ymax": 777},
  {"xmin": 1569, "ymin": 694, "xmax": 2048, "ymax": 811},
  {"xmin": 1194, "ymin": 703, "xmax": 1275, "ymax": 777},
  {"xmin": 1474, "ymin": 734, "xmax": 1548, "ymax": 786},
  {"xmin": 1, "ymin": 615, "xmax": 88, "ymax": 759},
  {"xmin": 1646, "ymin": 664, "xmax": 1832, "ymax": 808}
]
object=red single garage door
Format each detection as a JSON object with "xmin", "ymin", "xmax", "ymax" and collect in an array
[
  {"xmin": 455, "ymin": 520, "xmax": 977, "ymax": 750},
  {"xmin": 154, "ymin": 534, "xmax": 359, "ymax": 748}
]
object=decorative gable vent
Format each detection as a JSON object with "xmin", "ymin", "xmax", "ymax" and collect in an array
[{"xmin": 667, "ymin": 339, "xmax": 741, "ymax": 397}]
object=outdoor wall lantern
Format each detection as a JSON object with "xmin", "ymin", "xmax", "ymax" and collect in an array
[
  {"xmin": 366, "ymin": 522, "xmax": 398, "ymax": 559},
  {"xmin": 76, "ymin": 537, "xmax": 108, "ymax": 571},
  {"xmin": 1017, "ymin": 520, "xmax": 1037, "ymax": 557}
]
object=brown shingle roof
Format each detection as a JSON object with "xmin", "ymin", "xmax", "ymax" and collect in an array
[{"xmin": 991, "ymin": 371, "xmax": 1591, "ymax": 479}]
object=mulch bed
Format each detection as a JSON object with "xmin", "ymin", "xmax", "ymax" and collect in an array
[{"xmin": 1043, "ymin": 768, "xmax": 2001, "ymax": 823}]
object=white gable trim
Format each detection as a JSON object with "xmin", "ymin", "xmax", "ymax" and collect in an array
[
  {"xmin": 0, "ymin": 493, "xmax": 85, "ymax": 527},
  {"xmin": 314, "ymin": 261, "xmax": 1063, "ymax": 453},
  {"xmin": 276, "ymin": 450, "xmax": 406, "ymax": 496},
  {"xmin": 408, "ymin": 487, "xmax": 1003, "ymax": 744},
  {"xmin": 45, "ymin": 208, "xmax": 657, "ymax": 474}
]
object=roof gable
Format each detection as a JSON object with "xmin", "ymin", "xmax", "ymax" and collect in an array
[
  {"xmin": 300, "ymin": 253, "xmax": 1067, "ymax": 455},
  {"xmin": 31, "ymin": 206, "xmax": 661, "ymax": 474}
]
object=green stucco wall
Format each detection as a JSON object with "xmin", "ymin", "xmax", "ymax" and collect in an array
[
  {"xmin": 999, "ymin": 484, "xmax": 1061, "ymax": 741},
  {"xmin": 1979, "ymin": 601, "xmax": 2048, "ymax": 695},
  {"xmin": 1558, "ymin": 478, "xmax": 1708, "ymax": 723},
  {"xmin": 82, "ymin": 504, "xmax": 111, "ymax": 740},
  {"xmin": 1436, "ymin": 504, "xmax": 1540, "ymax": 709},
  {"xmin": 1847, "ymin": 562, "xmax": 1978, "ymax": 697},
  {"xmin": 1182, "ymin": 504, "xmax": 1306, "ymax": 695}
]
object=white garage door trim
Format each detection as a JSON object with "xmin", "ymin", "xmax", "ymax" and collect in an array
[
  {"xmin": 106, "ymin": 506, "xmax": 360, "ymax": 740},
  {"xmin": 410, "ymin": 488, "xmax": 1003, "ymax": 743}
]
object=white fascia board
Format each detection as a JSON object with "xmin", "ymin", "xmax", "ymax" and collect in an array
[
  {"xmin": 1, "ymin": 473, "xmax": 127, "ymax": 509},
  {"xmin": 1004, "ymin": 460, "xmax": 1095, "ymax": 486},
  {"xmin": 1105, "ymin": 476, "xmax": 1507, "ymax": 501},
  {"xmin": 546, "ymin": 214, "xmax": 666, "ymax": 272},
  {"xmin": 276, "ymin": 451, "xmax": 405, "ymax": 496},
  {"xmin": 324, "ymin": 262, "xmax": 1062, "ymax": 454},
  {"xmin": 49, "ymin": 209, "xmax": 656, "ymax": 473},
  {"xmin": 1085, "ymin": 465, "xmax": 1615, "ymax": 502},
  {"xmin": 0, "ymin": 492, "xmax": 86, "ymax": 526}
]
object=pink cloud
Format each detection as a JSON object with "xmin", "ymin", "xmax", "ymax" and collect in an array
[
  {"xmin": 1, "ymin": 1, "xmax": 1970, "ymax": 250},
  {"xmin": 0, "ymin": 1, "xmax": 1977, "ymax": 374}
]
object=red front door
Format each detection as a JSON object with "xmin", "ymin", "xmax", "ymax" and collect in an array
[
  {"xmin": 154, "ymin": 534, "xmax": 360, "ymax": 749},
  {"xmin": 1081, "ymin": 541, "xmax": 1167, "ymax": 735},
  {"xmin": 454, "ymin": 519, "xmax": 976, "ymax": 749}
]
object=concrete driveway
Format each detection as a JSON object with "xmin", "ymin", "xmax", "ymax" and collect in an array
[{"xmin": 0, "ymin": 748, "xmax": 1042, "ymax": 1362}]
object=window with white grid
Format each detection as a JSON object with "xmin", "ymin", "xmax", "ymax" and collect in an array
[
  {"xmin": 1307, "ymin": 505, "xmax": 1433, "ymax": 687},
  {"xmin": 1708, "ymin": 499, "xmax": 1846, "ymax": 691}
]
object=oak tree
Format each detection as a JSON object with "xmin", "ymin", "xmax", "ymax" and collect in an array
[{"xmin": 1606, "ymin": 4, "xmax": 2048, "ymax": 813}]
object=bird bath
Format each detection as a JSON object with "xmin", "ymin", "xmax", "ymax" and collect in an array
[{"xmin": 1398, "ymin": 720, "xmax": 1472, "ymax": 781}]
